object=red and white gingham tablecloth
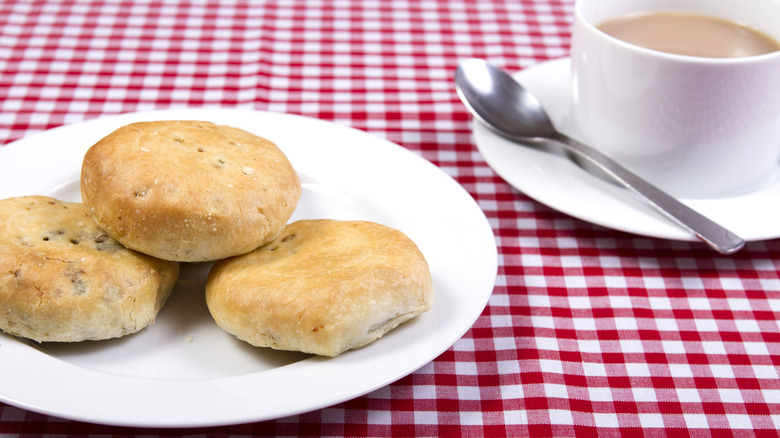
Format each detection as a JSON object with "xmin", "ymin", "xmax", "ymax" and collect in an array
[{"xmin": 1, "ymin": 0, "xmax": 779, "ymax": 436}]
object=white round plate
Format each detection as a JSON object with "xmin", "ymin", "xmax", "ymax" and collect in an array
[
  {"xmin": 0, "ymin": 108, "xmax": 497, "ymax": 427},
  {"xmin": 473, "ymin": 57, "xmax": 780, "ymax": 242}
]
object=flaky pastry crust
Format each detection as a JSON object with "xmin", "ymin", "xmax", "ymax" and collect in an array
[
  {"xmin": 0, "ymin": 196, "xmax": 179, "ymax": 342},
  {"xmin": 81, "ymin": 121, "xmax": 301, "ymax": 262},
  {"xmin": 206, "ymin": 219, "xmax": 434, "ymax": 357}
]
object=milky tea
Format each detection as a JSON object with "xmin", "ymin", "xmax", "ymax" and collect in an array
[{"xmin": 598, "ymin": 11, "xmax": 780, "ymax": 58}]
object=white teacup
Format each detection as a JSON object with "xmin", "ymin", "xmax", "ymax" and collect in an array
[{"xmin": 569, "ymin": 0, "xmax": 780, "ymax": 199}]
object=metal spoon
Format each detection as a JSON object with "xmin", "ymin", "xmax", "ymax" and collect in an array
[{"xmin": 454, "ymin": 58, "xmax": 745, "ymax": 255}]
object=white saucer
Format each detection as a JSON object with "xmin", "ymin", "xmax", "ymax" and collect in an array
[{"xmin": 473, "ymin": 57, "xmax": 780, "ymax": 242}]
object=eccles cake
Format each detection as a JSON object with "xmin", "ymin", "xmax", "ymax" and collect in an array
[{"xmin": 80, "ymin": 121, "xmax": 301, "ymax": 262}]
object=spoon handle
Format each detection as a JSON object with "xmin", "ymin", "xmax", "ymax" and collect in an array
[{"xmin": 552, "ymin": 132, "xmax": 745, "ymax": 254}]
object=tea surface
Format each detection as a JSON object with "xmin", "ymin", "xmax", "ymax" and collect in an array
[{"xmin": 598, "ymin": 11, "xmax": 780, "ymax": 58}]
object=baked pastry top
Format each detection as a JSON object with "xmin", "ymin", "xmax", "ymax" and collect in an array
[
  {"xmin": 0, "ymin": 196, "xmax": 179, "ymax": 342},
  {"xmin": 80, "ymin": 120, "xmax": 301, "ymax": 262},
  {"xmin": 206, "ymin": 219, "xmax": 434, "ymax": 357}
]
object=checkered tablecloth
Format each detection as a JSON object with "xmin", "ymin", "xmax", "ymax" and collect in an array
[{"xmin": 1, "ymin": 0, "xmax": 779, "ymax": 436}]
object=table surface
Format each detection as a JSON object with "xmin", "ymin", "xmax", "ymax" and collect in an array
[{"xmin": 1, "ymin": 0, "xmax": 779, "ymax": 436}]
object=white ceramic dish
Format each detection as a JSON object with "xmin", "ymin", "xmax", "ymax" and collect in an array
[
  {"xmin": 473, "ymin": 58, "xmax": 780, "ymax": 242},
  {"xmin": 0, "ymin": 108, "xmax": 498, "ymax": 427}
]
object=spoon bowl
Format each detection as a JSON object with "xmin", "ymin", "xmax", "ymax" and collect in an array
[
  {"xmin": 455, "ymin": 59, "xmax": 556, "ymax": 141},
  {"xmin": 455, "ymin": 58, "xmax": 745, "ymax": 255}
]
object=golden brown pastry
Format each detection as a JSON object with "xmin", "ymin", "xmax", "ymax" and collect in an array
[
  {"xmin": 0, "ymin": 196, "xmax": 179, "ymax": 342},
  {"xmin": 80, "ymin": 120, "xmax": 301, "ymax": 262},
  {"xmin": 205, "ymin": 219, "xmax": 434, "ymax": 357}
]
